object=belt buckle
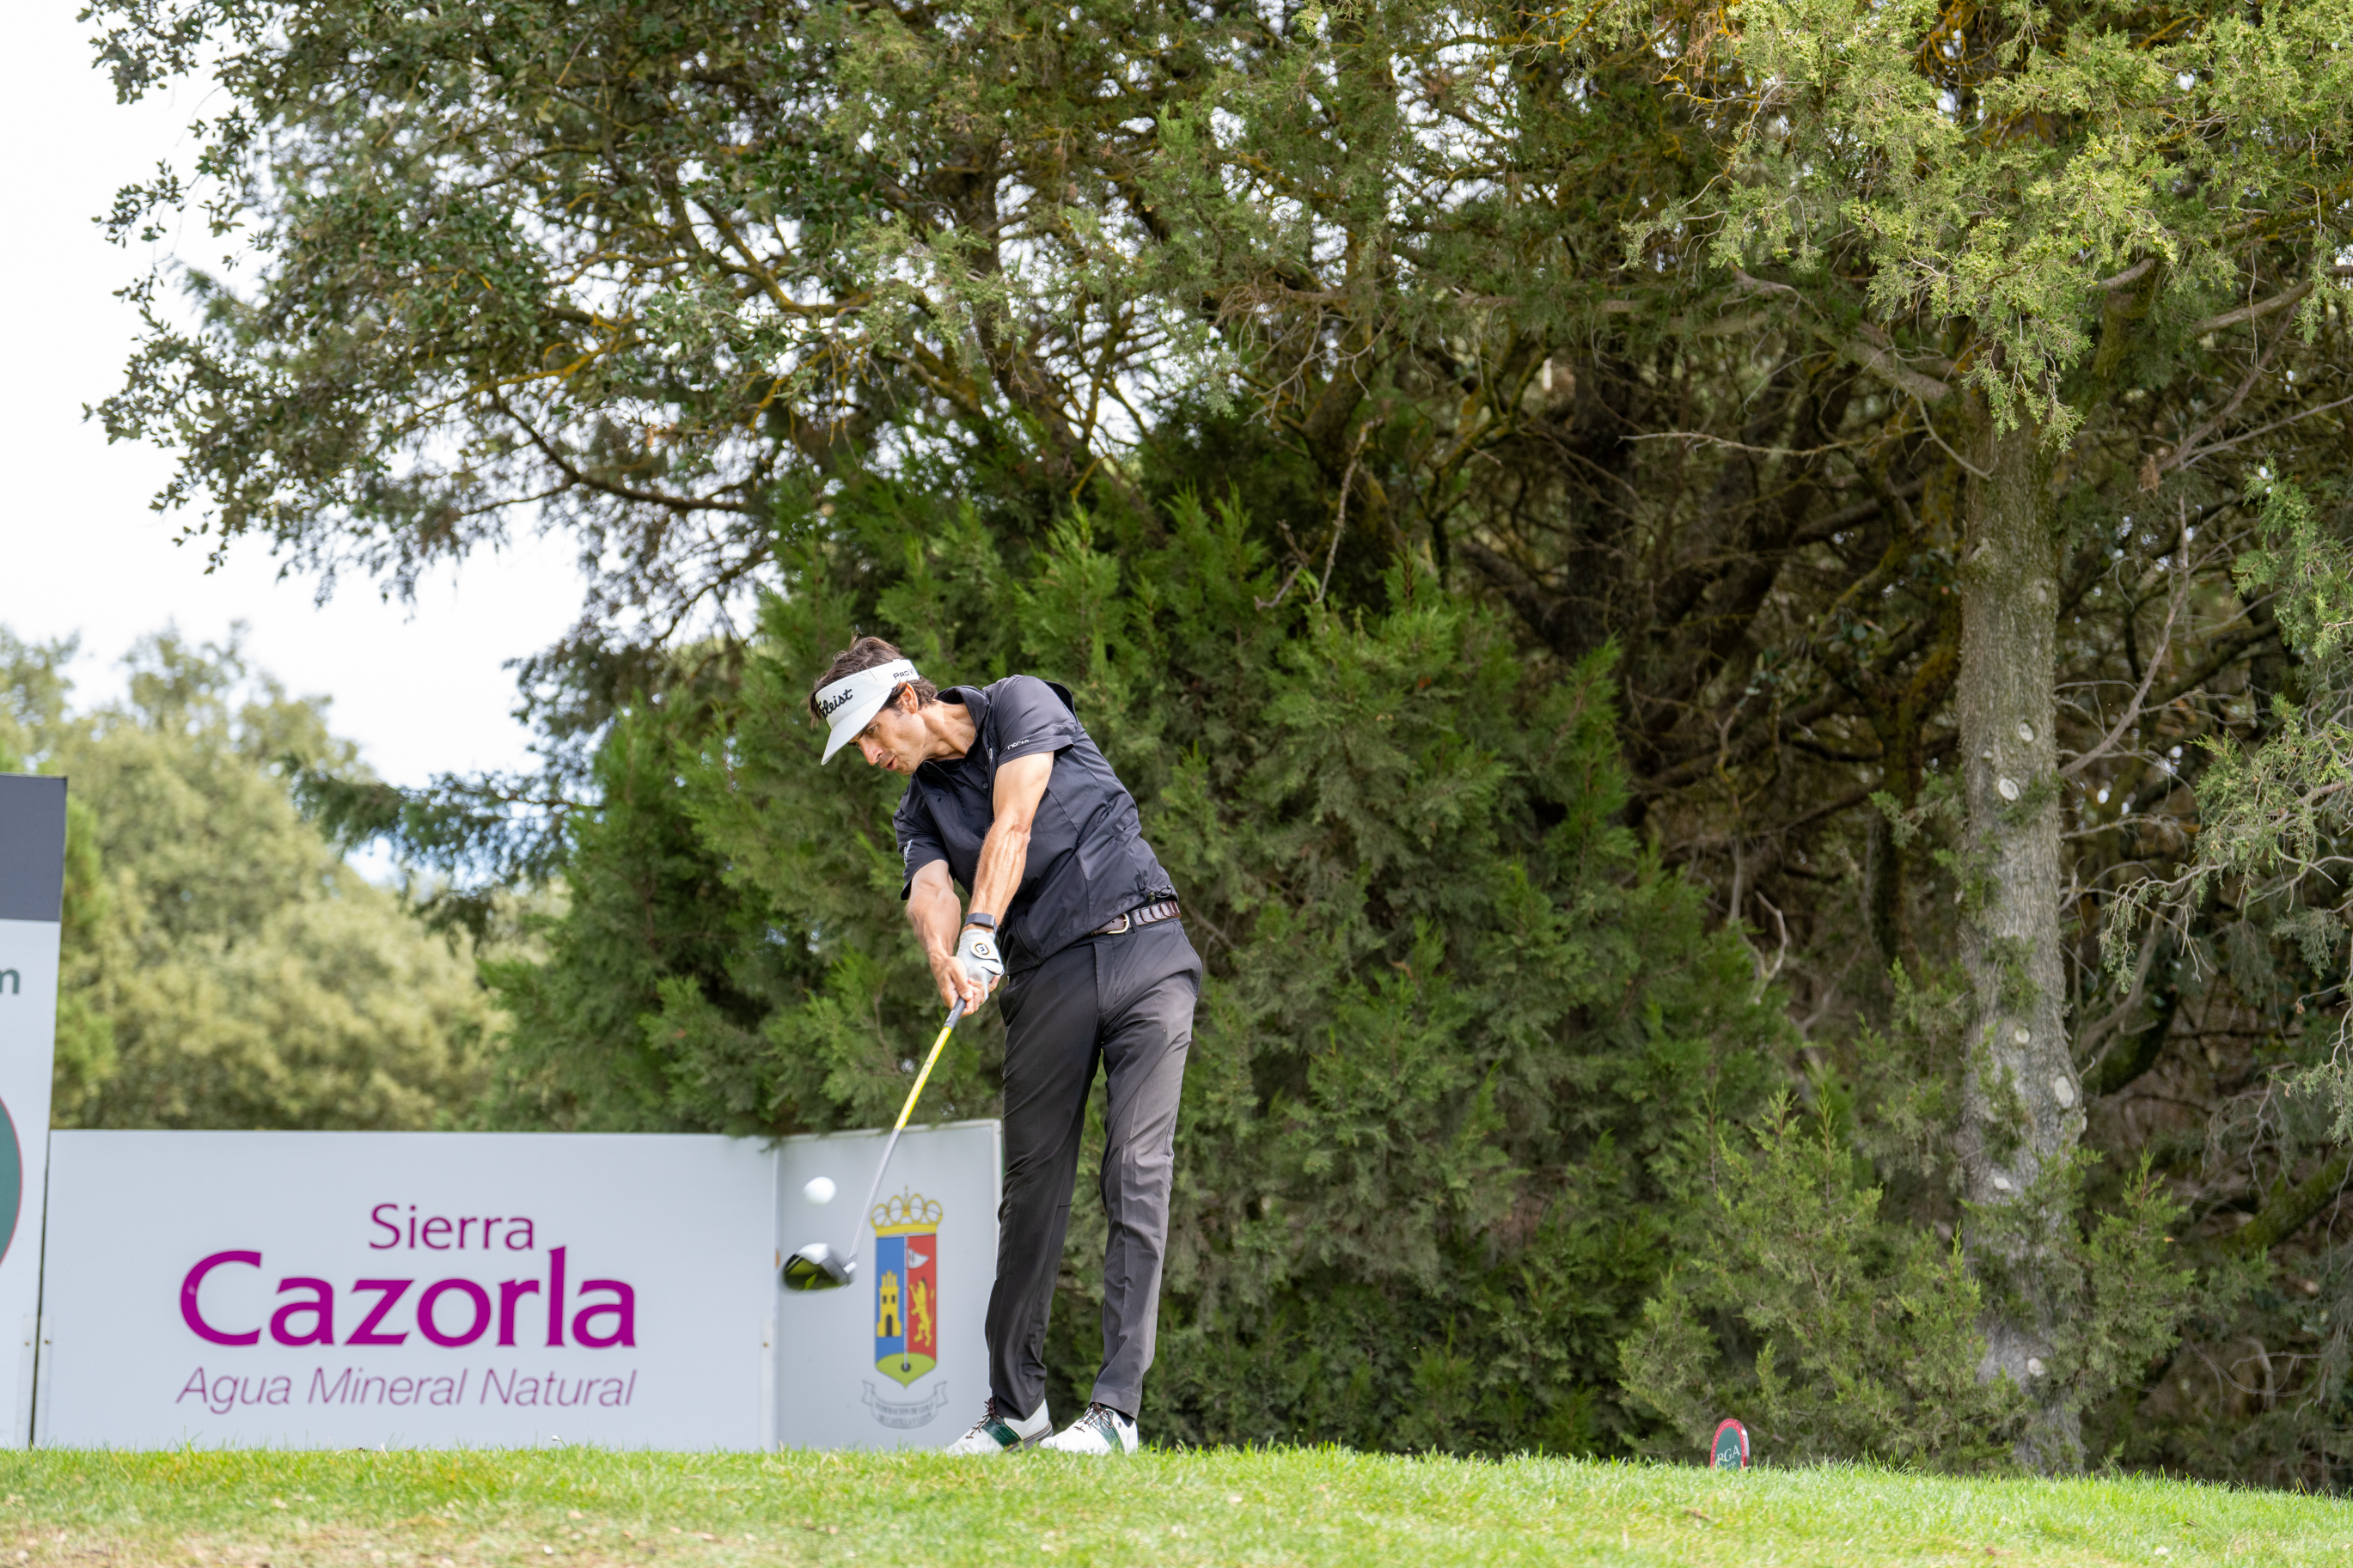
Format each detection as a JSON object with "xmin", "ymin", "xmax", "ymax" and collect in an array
[{"xmin": 1103, "ymin": 912, "xmax": 1132, "ymax": 935}]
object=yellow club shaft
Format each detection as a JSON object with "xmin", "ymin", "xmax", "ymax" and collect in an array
[{"xmin": 892, "ymin": 1000, "xmax": 965, "ymax": 1134}]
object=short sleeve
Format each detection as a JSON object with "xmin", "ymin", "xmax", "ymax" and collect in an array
[
  {"xmin": 893, "ymin": 790, "xmax": 949, "ymax": 900},
  {"xmin": 991, "ymin": 675, "xmax": 1084, "ymax": 766}
]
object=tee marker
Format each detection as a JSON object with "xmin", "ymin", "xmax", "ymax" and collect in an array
[{"xmin": 1710, "ymin": 1417, "xmax": 1751, "ymax": 1470}]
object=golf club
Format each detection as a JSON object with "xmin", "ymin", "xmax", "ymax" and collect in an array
[{"xmin": 780, "ymin": 995, "xmax": 968, "ymax": 1291}]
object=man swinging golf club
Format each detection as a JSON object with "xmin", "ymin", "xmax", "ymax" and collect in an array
[{"xmin": 810, "ymin": 638, "xmax": 1198, "ymax": 1456}]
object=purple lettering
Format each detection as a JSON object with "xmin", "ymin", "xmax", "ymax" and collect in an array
[
  {"xmin": 421, "ymin": 1217, "xmax": 452, "ymax": 1250},
  {"xmin": 458, "ymin": 1218, "xmax": 476, "ymax": 1249},
  {"xmin": 350, "ymin": 1279, "xmax": 413, "ymax": 1345},
  {"xmin": 418, "ymin": 1278, "xmax": 492, "ymax": 1347},
  {"xmin": 546, "ymin": 1246, "xmax": 566, "ymax": 1347},
  {"xmin": 270, "ymin": 1278, "xmax": 335, "ymax": 1346},
  {"xmin": 505, "ymin": 1218, "xmax": 534, "ymax": 1251},
  {"xmin": 407, "ymin": 1207, "xmax": 418, "ymax": 1248},
  {"xmin": 571, "ymin": 1280, "xmax": 636, "ymax": 1349},
  {"xmin": 497, "ymin": 1279, "xmax": 540, "ymax": 1346},
  {"xmin": 180, "ymin": 1252, "xmax": 261, "ymax": 1346},
  {"xmin": 370, "ymin": 1205, "xmax": 401, "ymax": 1249}
]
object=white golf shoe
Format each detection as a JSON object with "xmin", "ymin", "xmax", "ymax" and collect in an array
[
  {"xmin": 1041, "ymin": 1402, "xmax": 1139, "ymax": 1455},
  {"xmin": 944, "ymin": 1397, "xmax": 1051, "ymax": 1455}
]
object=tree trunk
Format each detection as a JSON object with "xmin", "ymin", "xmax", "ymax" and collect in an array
[{"xmin": 1953, "ymin": 406, "xmax": 2081, "ymax": 1468}]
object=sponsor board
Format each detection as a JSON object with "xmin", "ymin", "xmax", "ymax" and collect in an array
[
  {"xmin": 38, "ymin": 1132, "xmax": 773, "ymax": 1449},
  {"xmin": 773, "ymin": 1121, "xmax": 999, "ymax": 1449},
  {"xmin": 0, "ymin": 775, "xmax": 66, "ymax": 1448},
  {"xmin": 33, "ymin": 1125, "xmax": 999, "ymax": 1449}
]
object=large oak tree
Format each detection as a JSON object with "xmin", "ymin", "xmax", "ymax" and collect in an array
[{"xmin": 81, "ymin": 0, "xmax": 2353, "ymax": 1473}]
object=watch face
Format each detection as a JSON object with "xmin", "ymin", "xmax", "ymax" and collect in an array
[{"xmin": 0, "ymin": 1097, "xmax": 18, "ymax": 1266}]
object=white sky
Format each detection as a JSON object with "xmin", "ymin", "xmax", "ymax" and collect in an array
[{"xmin": 0, "ymin": 4, "xmax": 582, "ymax": 793}]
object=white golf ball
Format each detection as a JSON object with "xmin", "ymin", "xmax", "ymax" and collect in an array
[{"xmin": 803, "ymin": 1176, "xmax": 837, "ymax": 1205}]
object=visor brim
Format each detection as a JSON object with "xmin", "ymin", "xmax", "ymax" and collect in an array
[{"xmin": 819, "ymin": 690, "xmax": 893, "ymax": 763}]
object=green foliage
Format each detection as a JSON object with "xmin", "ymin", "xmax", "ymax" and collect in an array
[
  {"xmin": 1610, "ymin": 0, "xmax": 2353, "ymax": 440},
  {"xmin": 479, "ymin": 656, "xmax": 794, "ymax": 1133},
  {"xmin": 2112, "ymin": 485, "xmax": 2353, "ymax": 991},
  {"xmin": 1623, "ymin": 1097, "xmax": 2188, "ymax": 1470},
  {"xmin": 1622, "ymin": 1096, "xmax": 2022, "ymax": 1468},
  {"xmin": 0, "ymin": 629, "xmax": 493, "ymax": 1130},
  {"xmin": 77, "ymin": 0, "xmax": 1708, "ymax": 656},
  {"xmin": 2239, "ymin": 481, "xmax": 2353, "ymax": 674}
]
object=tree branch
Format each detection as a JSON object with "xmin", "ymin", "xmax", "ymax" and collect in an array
[
  {"xmin": 2234, "ymin": 1148, "xmax": 2353, "ymax": 1257},
  {"xmin": 2096, "ymin": 258, "xmax": 2157, "ymax": 292},
  {"xmin": 2151, "ymin": 328, "xmax": 2290, "ymax": 483},
  {"xmin": 2085, "ymin": 969, "xmax": 2179, "ymax": 1099},
  {"xmin": 1844, "ymin": 334, "xmax": 1952, "ymax": 404},
  {"xmin": 2062, "ymin": 574, "xmax": 2185, "ymax": 778},
  {"xmin": 2186, "ymin": 278, "xmax": 2317, "ymax": 339}
]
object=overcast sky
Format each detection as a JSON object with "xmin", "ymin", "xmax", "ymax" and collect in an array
[{"xmin": 1, "ymin": 4, "xmax": 583, "ymax": 792}]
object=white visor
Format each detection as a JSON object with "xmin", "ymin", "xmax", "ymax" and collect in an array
[{"xmin": 814, "ymin": 660, "xmax": 921, "ymax": 763}]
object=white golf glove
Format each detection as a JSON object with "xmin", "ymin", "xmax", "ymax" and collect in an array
[{"xmin": 956, "ymin": 924, "xmax": 1005, "ymax": 992}]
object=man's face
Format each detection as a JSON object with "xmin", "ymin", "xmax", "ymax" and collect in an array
[{"xmin": 853, "ymin": 690, "xmax": 931, "ymax": 773}]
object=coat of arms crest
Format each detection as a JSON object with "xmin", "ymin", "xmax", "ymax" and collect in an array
[{"xmin": 871, "ymin": 1191, "xmax": 941, "ymax": 1388}]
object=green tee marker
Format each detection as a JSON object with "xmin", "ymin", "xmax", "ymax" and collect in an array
[{"xmin": 1711, "ymin": 1418, "xmax": 1750, "ymax": 1470}]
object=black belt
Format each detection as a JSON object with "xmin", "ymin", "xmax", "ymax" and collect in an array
[{"xmin": 1091, "ymin": 900, "xmax": 1181, "ymax": 937}]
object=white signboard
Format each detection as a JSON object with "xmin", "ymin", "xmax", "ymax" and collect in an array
[
  {"xmin": 0, "ymin": 775, "xmax": 66, "ymax": 1449},
  {"xmin": 34, "ymin": 1121, "xmax": 1001, "ymax": 1449},
  {"xmin": 773, "ymin": 1120, "xmax": 1000, "ymax": 1449},
  {"xmin": 38, "ymin": 1132, "xmax": 778, "ymax": 1449}
]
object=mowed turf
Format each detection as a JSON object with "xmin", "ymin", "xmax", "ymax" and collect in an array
[{"xmin": 3, "ymin": 1448, "xmax": 2349, "ymax": 1568}]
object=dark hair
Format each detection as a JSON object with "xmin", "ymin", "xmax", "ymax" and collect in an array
[{"xmin": 809, "ymin": 636, "xmax": 939, "ymax": 721}]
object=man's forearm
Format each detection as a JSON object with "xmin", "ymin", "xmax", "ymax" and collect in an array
[
  {"xmin": 909, "ymin": 867, "xmax": 986, "ymax": 1010},
  {"xmin": 966, "ymin": 821, "xmax": 1031, "ymax": 921},
  {"xmin": 908, "ymin": 876, "xmax": 963, "ymax": 962},
  {"xmin": 967, "ymin": 752, "xmax": 1053, "ymax": 926}
]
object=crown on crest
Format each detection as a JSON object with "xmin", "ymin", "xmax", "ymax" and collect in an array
[{"xmin": 871, "ymin": 1190, "xmax": 944, "ymax": 1235}]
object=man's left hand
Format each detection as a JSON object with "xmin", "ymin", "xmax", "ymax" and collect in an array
[{"xmin": 956, "ymin": 923, "xmax": 1005, "ymax": 1000}]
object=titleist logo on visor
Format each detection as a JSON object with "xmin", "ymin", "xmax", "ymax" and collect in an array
[{"xmin": 816, "ymin": 662, "xmax": 920, "ymax": 720}]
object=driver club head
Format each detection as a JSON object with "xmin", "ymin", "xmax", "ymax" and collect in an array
[{"xmin": 781, "ymin": 1242, "xmax": 855, "ymax": 1291}]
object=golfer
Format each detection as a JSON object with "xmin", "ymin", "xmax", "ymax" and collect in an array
[{"xmin": 810, "ymin": 638, "xmax": 1198, "ymax": 1456}]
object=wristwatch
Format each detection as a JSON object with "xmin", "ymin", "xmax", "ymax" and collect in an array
[{"xmin": 963, "ymin": 912, "xmax": 999, "ymax": 930}]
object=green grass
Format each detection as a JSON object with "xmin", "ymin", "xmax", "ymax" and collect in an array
[{"xmin": 3, "ymin": 1449, "xmax": 2347, "ymax": 1567}]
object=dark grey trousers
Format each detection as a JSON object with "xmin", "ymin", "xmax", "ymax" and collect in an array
[{"xmin": 987, "ymin": 918, "xmax": 1199, "ymax": 1422}]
